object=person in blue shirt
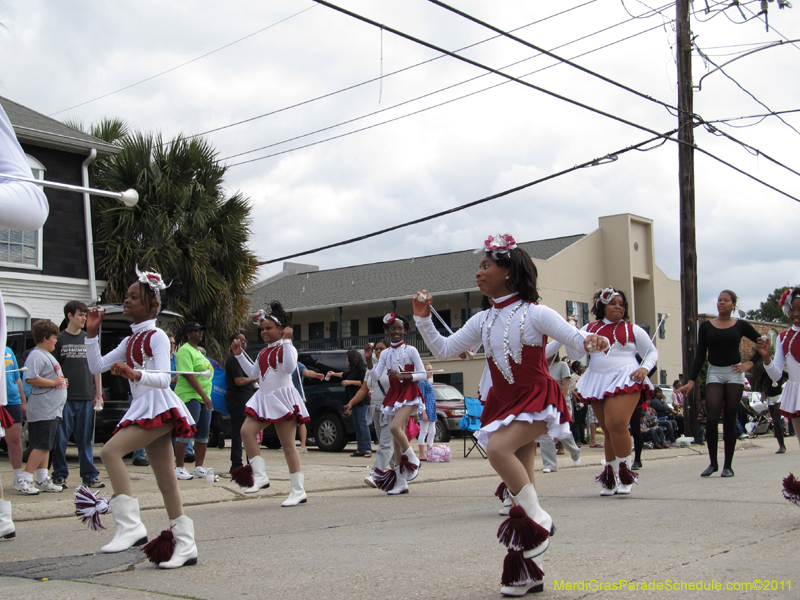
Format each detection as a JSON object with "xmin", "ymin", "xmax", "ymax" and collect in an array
[{"xmin": 5, "ymin": 346, "xmax": 33, "ymax": 494}]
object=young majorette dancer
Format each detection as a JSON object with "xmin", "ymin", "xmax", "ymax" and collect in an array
[
  {"xmin": 758, "ymin": 287, "xmax": 800, "ymax": 506},
  {"xmin": 365, "ymin": 314, "xmax": 427, "ymax": 495},
  {"xmin": 230, "ymin": 302, "xmax": 310, "ymax": 506},
  {"xmin": 413, "ymin": 234, "xmax": 606, "ymax": 597},
  {"xmin": 0, "ymin": 101, "xmax": 50, "ymax": 540},
  {"xmin": 78, "ymin": 267, "xmax": 198, "ymax": 568},
  {"xmin": 571, "ymin": 287, "xmax": 657, "ymax": 495}
]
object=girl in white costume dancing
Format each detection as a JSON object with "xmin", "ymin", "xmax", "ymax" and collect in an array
[
  {"xmin": 413, "ymin": 234, "xmax": 605, "ymax": 597},
  {"xmin": 230, "ymin": 301, "xmax": 310, "ymax": 507},
  {"xmin": 80, "ymin": 268, "xmax": 198, "ymax": 568}
]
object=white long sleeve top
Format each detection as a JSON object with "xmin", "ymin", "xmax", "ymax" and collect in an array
[
  {"xmin": 415, "ymin": 294, "xmax": 587, "ymax": 397},
  {"xmin": 574, "ymin": 319, "xmax": 658, "ymax": 373},
  {"xmin": 369, "ymin": 342, "xmax": 426, "ymax": 383},
  {"xmin": 85, "ymin": 320, "xmax": 172, "ymax": 398},
  {"xmin": 236, "ymin": 339, "xmax": 297, "ymax": 394},
  {"xmin": 765, "ymin": 326, "xmax": 800, "ymax": 384}
]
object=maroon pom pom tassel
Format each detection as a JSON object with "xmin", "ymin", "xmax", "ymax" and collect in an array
[
  {"xmin": 399, "ymin": 455, "xmax": 418, "ymax": 477},
  {"xmin": 501, "ymin": 550, "xmax": 544, "ymax": 586},
  {"xmin": 142, "ymin": 528, "xmax": 175, "ymax": 564},
  {"xmin": 495, "ymin": 481, "xmax": 509, "ymax": 501},
  {"xmin": 497, "ymin": 506, "xmax": 550, "ymax": 551},
  {"xmin": 618, "ymin": 462, "xmax": 639, "ymax": 486},
  {"xmin": 372, "ymin": 468, "xmax": 397, "ymax": 492},
  {"xmin": 782, "ymin": 473, "xmax": 800, "ymax": 507},
  {"xmin": 595, "ymin": 464, "xmax": 616, "ymax": 489},
  {"xmin": 231, "ymin": 464, "xmax": 254, "ymax": 488}
]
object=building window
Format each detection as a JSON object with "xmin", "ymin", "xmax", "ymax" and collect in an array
[
  {"xmin": 292, "ymin": 324, "xmax": 302, "ymax": 342},
  {"xmin": 308, "ymin": 322, "xmax": 324, "ymax": 340},
  {"xmin": 566, "ymin": 301, "xmax": 590, "ymax": 327},
  {"xmin": 0, "ymin": 155, "xmax": 45, "ymax": 269},
  {"xmin": 367, "ymin": 316, "xmax": 384, "ymax": 335},
  {"xmin": 658, "ymin": 313, "xmax": 666, "ymax": 339},
  {"xmin": 433, "ymin": 309, "xmax": 451, "ymax": 331},
  {"xmin": 349, "ymin": 319, "xmax": 359, "ymax": 338},
  {"xmin": 660, "ymin": 370, "xmax": 667, "ymax": 385},
  {"xmin": 329, "ymin": 321, "xmax": 338, "ymax": 339}
]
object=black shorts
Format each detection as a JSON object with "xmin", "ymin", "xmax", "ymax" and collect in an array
[
  {"xmin": 5, "ymin": 404, "xmax": 23, "ymax": 424},
  {"xmin": 28, "ymin": 418, "xmax": 61, "ymax": 451}
]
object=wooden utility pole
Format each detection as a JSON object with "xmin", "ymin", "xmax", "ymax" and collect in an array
[{"xmin": 677, "ymin": 0, "xmax": 698, "ymax": 436}]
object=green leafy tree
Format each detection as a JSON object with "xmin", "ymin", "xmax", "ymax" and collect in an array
[
  {"xmin": 73, "ymin": 118, "xmax": 258, "ymax": 360},
  {"xmin": 745, "ymin": 286, "xmax": 791, "ymax": 325}
]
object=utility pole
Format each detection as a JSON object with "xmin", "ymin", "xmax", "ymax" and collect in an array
[{"xmin": 677, "ymin": 0, "xmax": 698, "ymax": 436}]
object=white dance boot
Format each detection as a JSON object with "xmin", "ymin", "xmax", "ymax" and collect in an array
[
  {"xmin": 498, "ymin": 484, "xmax": 553, "ymax": 559},
  {"xmin": 499, "ymin": 496, "xmax": 513, "ymax": 516},
  {"xmin": 154, "ymin": 515, "xmax": 198, "ymax": 569},
  {"xmin": 0, "ymin": 499, "xmax": 15, "ymax": 541},
  {"xmin": 401, "ymin": 447, "xmax": 421, "ymax": 482},
  {"xmin": 501, "ymin": 554, "xmax": 544, "ymax": 597},
  {"xmin": 244, "ymin": 456, "xmax": 270, "ymax": 494},
  {"xmin": 597, "ymin": 461, "xmax": 619, "ymax": 496},
  {"xmin": 100, "ymin": 495, "xmax": 147, "ymax": 553},
  {"xmin": 616, "ymin": 456, "xmax": 638, "ymax": 495},
  {"xmin": 387, "ymin": 467, "xmax": 409, "ymax": 495},
  {"xmin": 281, "ymin": 472, "xmax": 307, "ymax": 507}
]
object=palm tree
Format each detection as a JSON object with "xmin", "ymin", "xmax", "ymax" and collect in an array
[{"xmin": 75, "ymin": 118, "xmax": 259, "ymax": 360}]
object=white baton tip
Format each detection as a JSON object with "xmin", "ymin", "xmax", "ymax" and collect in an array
[
  {"xmin": 416, "ymin": 292, "xmax": 428, "ymax": 302},
  {"xmin": 121, "ymin": 189, "xmax": 139, "ymax": 207}
]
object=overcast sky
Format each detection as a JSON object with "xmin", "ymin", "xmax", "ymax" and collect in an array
[{"xmin": 1, "ymin": 0, "xmax": 798, "ymax": 315}]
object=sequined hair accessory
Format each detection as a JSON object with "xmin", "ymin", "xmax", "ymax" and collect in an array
[
  {"xmin": 135, "ymin": 264, "xmax": 168, "ymax": 314},
  {"xmin": 597, "ymin": 286, "xmax": 620, "ymax": 306},
  {"xmin": 383, "ymin": 313, "xmax": 397, "ymax": 327},
  {"xmin": 477, "ymin": 233, "xmax": 518, "ymax": 260},
  {"xmin": 253, "ymin": 309, "xmax": 281, "ymax": 327},
  {"xmin": 778, "ymin": 288, "xmax": 800, "ymax": 318}
]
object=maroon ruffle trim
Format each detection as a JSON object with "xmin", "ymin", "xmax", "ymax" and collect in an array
[
  {"xmin": 780, "ymin": 408, "xmax": 800, "ymax": 419},
  {"xmin": 482, "ymin": 378, "xmax": 571, "ymax": 428},
  {"xmin": 114, "ymin": 408, "xmax": 197, "ymax": 439},
  {"xmin": 576, "ymin": 382, "xmax": 653, "ymax": 408},
  {"xmin": 244, "ymin": 406, "xmax": 311, "ymax": 425},
  {"xmin": 0, "ymin": 405, "xmax": 14, "ymax": 429}
]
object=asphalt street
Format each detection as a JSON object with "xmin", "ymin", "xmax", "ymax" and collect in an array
[{"xmin": 1, "ymin": 438, "xmax": 798, "ymax": 599}]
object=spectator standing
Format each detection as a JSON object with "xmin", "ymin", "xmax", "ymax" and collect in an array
[
  {"xmin": 5, "ymin": 346, "xmax": 33, "ymax": 494},
  {"xmin": 225, "ymin": 333, "xmax": 257, "ymax": 474},
  {"xmin": 678, "ymin": 289, "xmax": 762, "ymax": 478},
  {"xmin": 51, "ymin": 301, "xmax": 105, "ymax": 490},
  {"xmin": 329, "ymin": 348, "xmax": 370, "ymax": 457},
  {"xmin": 417, "ymin": 364, "xmax": 438, "ymax": 461},
  {"xmin": 21, "ymin": 320, "xmax": 67, "ymax": 493},
  {"xmin": 540, "ymin": 353, "xmax": 581, "ymax": 473},
  {"xmin": 291, "ymin": 359, "xmax": 324, "ymax": 453},
  {"xmin": 570, "ymin": 362, "xmax": 587, "ymax": 445},
  {"xmin": 173, "ymin": 322, "xmax": 214, "ymax": 480}
]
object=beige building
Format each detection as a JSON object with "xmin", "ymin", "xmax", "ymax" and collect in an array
[{"xmin": 249, "ymin": 213, "xmax": 682, "ymax": 397}]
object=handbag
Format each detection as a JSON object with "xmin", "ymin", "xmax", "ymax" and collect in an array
[
  {"xmin": 405, "ymin": 417, "xmax": 421, "ymax": 441},
  {"xmin": 427, "ymin": 444, "xmax": 452, "ymax": 462}
]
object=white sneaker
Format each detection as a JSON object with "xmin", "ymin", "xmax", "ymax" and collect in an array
[
  {"xmin": 14, "ymin": 479, "xmax": 39, "ymax": 495},
  {"xmin": 542, "ymin": 467, "xmax": 553, "ymax": 473},
  {"xmin": 364, "ymin": 475, "xmax": 377, "ymax": 488},
  {"xmin": 573, "ymin": 457, "xmax": 582, "ymax": 467},
  {"xmin": 175, "ymin": 467, "xmax": 193, "ymax": 480},
  {"xmin": 192, "ymin": 466, "xmax": 207, "ymax": 479},
  {"xmin": 35, "ymin": 478, "xmax": 63, "ymax": 493}
]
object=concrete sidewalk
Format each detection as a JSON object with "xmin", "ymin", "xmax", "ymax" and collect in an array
[{"xmin": 3, "ymin": 436, "xmax": 705, "ymax": 521}]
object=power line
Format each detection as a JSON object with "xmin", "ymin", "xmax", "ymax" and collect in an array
[
  {"xmin": 694, "ymin": 44, "xmax": 800, "ymax": 136},
  {"xmin": 305, "ymin": 0, "xmax": 798, "ymax": 204},
  {"xmin": 183, "ymin": 0, "xmax": 604, "ymax": 142},
  {"xmin": 223, "ymin": 18, "xmax": 666, "ymax": 163},
  {"xmin": 255, "ymin": 129, "xmax": 680, "ymax": 266},
  {"xmin": 702, "ymin": 124, "xmax": 800, "ymax": 178},
  {"xmin": 426, "ymin": 0, "xmax": 684, "ymax": 118},
  {"xmin": 707, "ymin": 108, "xmax": 800, "ymax": 127},
  {"xmin": 48, "ymin": 5, "xmax": 317, "ymax": 116}
]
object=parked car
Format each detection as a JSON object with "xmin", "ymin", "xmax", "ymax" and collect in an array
[{"xmin": 431, "ymin": 383, "xmax": 467, "ymax": 443}]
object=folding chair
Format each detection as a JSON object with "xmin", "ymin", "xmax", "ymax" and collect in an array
[{"xmin": 458, "ymin": 396, "xmax": 487, "ymax": 458}]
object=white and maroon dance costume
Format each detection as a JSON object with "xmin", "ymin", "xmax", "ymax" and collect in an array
[
  {"xmin": 367, "ymin": 337, "xmax": 426, "ymax": 493},
  {"xmin": 764, "ymin": 323, "xmax": 800, "ymax": 507},
  {"xmin": 236, "ymin": 339, "xmax": 310, "ymax": 425},
  {"xmin": 572, "ymin": 318, "xmax": 657, "ymax": 494},
  {"xmin": 86, "ymin": 320, "xmax": 196, "ymax": 438},
  {"xmin": 416, "ymin": 292, "xmax": 588, "ymax": 591}
]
